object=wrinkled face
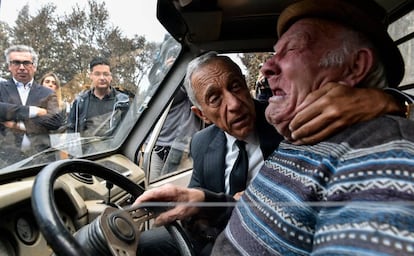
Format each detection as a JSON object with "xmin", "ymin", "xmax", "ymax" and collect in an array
[
  {"xmin": 42, "ymin": 76, "xmax": 57, "ymax": 91},
  {"xmin": 8, "ymin": 51, "xmax": 36, "ymax": 84},
  {"xmin": 261, "ymin": 18, "xmax": 348, "ymax": 138},
  {"xmin": 191, "ymin": 58, "xmax": 256, "ymax": 140},
  {"xmin": 89, "ymin": 64, "xmax": 112, "ymax": 89}
]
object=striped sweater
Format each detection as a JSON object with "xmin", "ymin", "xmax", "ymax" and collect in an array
[{"xmin": 212, "ymin": 115, "xmax": 414, "ymax": 255}]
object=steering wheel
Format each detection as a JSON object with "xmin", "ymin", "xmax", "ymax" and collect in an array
[{"xmin": 31, "ymin": 159, "xmax": 194, "ymax": 256}]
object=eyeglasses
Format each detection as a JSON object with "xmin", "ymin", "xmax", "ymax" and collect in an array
[
  {"xmin": 92, "ymin": 72, "xmax": 112, "ymax": 77},
  {"xmin": 10, "ymin": 60, "xmax": 34, "ymax": 67}
]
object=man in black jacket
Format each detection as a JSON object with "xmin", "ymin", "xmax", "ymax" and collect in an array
[{"xmin": 67, "ymin": 57, "xmax": 129, "ymax": 137}]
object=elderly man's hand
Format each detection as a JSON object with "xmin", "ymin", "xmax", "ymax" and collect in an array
[
  {"xmin": 288, "ymin": 82, "xmax": 398, "ymax": 145},
  {"xmin": 134, "ymin": 184, "xmax": 205, "ymax": 226}
]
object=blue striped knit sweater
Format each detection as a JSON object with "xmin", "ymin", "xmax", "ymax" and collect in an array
[{"xmin": 212, "ymin": 115, "xmax": 414, "ymax": 255}]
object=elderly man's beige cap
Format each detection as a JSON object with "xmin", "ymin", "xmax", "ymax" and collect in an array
[{"xmin": 277, "ymin": 0, "xmax": 405, "ymax": 88}]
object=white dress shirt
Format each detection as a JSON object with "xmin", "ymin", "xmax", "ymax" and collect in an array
[
  {"xmin": 223, "ymin": 132, "xmax": 263, "ymax": 194},
  {"xmin": 14, "ymin": 78, "xmax": 34, "ymax": 151}
]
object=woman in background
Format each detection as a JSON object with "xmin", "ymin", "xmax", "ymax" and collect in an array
[
  {"xmin": 39, "ymin": 72, "xmax": 67, "ymax": 130},
  {"xmin": 40, "ymin": 72, "xmax": 62, "ymax": 106}
]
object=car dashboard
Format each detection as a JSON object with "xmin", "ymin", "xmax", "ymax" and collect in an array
[{"xmin": 0, "ymin": 154, "xmax": 145, "ymax": 256}]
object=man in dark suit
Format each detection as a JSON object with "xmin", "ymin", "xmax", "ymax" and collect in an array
[
  {"xmin": 188, "ymin": 89, "xmax": 282, "ymax": 196},
  {"xmin": 0, "ymin": 45, "xmax": 61, "ymax": 164},
  {"xmin": 184, "ymin": 97, "xmax": 283, "ymax": 255},
  {"xmin": 139, "ymin": 52, "xmax": 283, "ymax": 256}
]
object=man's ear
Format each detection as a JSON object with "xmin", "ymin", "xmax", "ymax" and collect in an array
[
  {"xmin": 343, "ymin": 48, "xmax": 374, "ymax": 86},
  {"xmin": 191, "ymin": 106, "xmax": 212, "ymax": 124}
]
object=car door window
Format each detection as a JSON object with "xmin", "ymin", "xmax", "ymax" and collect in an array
[{"xmin": 141, "ymin": 85, "xmax": 204, "ymax": 183}]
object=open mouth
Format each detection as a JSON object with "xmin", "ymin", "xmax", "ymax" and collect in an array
[
  {"xmin": 272, "ymin": 88, "xmax": 286, "ymax": 96},
  {"xmin": 269, "ymin": 88, "xmax": 287, "ymax": 101},
  {"xmin": 231, "ymin": 114, "xmax": 250, "ymax": 128}
]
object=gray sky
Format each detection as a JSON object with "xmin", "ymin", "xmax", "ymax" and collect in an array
[{"xmin": 0, "ymin": 0, "xmax": 167, "ymax": 42}]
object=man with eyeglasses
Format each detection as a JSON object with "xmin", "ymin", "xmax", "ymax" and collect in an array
[
  {"xmin": 0, "ymin": 44, "xmax": 62, "ymax": 162},
  {"xmin": 67, "ymin": 56, "xmax": 129, "ymax": 137}
]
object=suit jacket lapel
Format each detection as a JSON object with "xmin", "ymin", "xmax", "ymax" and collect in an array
[
  {"xmin": 26, "ymin": 83, "xmax": 42, "ymax": 106},
  {"xmin": 3, "ymin": 81, "xmax": 22, "ymax": 105},
  {"xmin": 203, "ymin": 129, "xmax": 227, "ymax": 191}
]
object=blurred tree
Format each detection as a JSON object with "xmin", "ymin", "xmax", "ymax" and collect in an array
[
  {"xmin": 239, "ymin": 52, "xmax": 273, "ymax": 92},
  {"xmin": 0, "ymin": 22, "xmax": 11, "ymax": 78},
  {"xmin": 12, "ymin": 4, "xmax": 60, "ymax": 78}
]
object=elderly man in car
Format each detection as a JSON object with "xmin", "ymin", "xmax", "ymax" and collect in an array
[
  {"xmin": 137, "ymin": 0, "xmax": 414, "ymax": 255},
  {"xmin": 209, "ymin": 0, "xmax": 414, "ymax": 254}
]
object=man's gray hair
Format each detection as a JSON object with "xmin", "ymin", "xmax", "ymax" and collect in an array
[
  {"xmin": 4, "ymin": 45, "xmax": 39, "ymax": 67},
  {"xmin": 319, "ymin": 27, "xmax": 388, "ymax": 89},
  {"xmin": 183, "ymin": 51, "xmax": 243, "ymax": 109}
]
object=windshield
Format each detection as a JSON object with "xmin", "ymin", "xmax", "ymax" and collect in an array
[{"xmin": 0, "ymin": 0, "xmax": 181, "ymax": 174}]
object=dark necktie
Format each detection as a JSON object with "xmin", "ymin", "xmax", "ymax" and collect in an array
[{"xmin": 229, "ymin": 140, "xmax": 248, "ymax": 195}]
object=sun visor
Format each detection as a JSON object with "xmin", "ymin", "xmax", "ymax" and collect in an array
[
  {"xmin": 157, "ymin": 0, "xmax": 188, "ymax": 42},
  {"xmin": 183, "ymin": 11, "xmax": 222, "ymax": 42}
]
